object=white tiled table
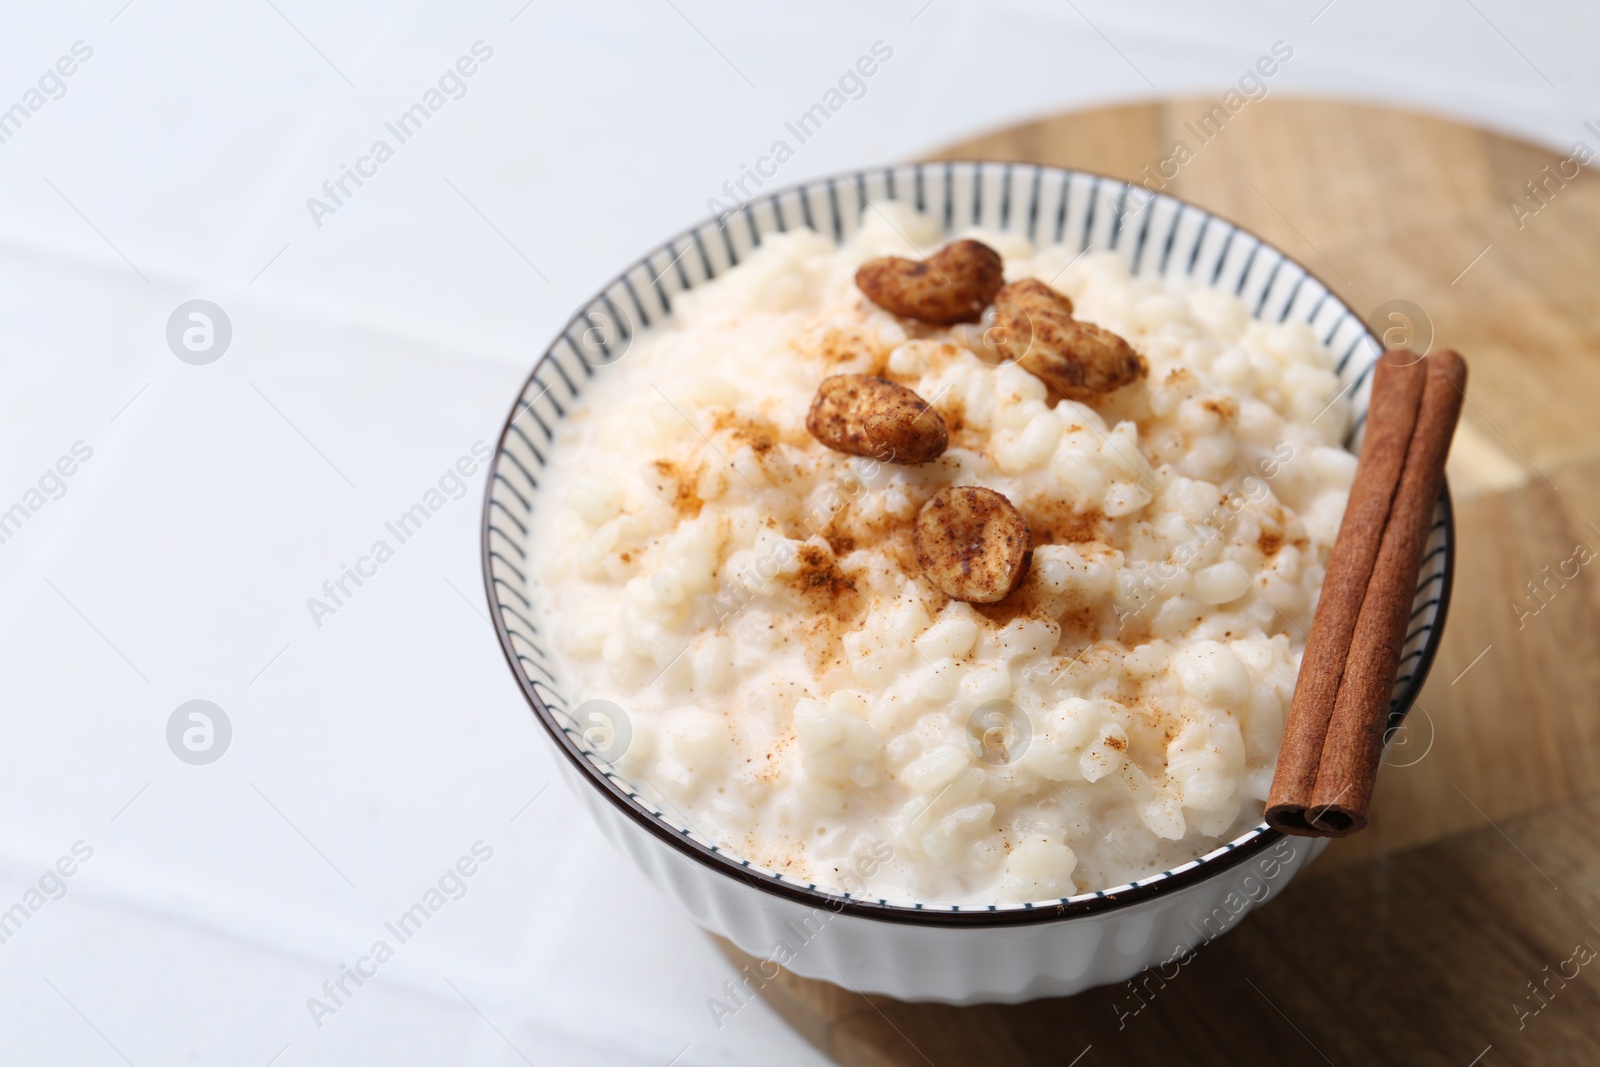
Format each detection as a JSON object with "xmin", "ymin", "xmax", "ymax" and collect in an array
[{"xmin": 0, "ymin": 2, "xmax": 1585, "ymax": 1062}]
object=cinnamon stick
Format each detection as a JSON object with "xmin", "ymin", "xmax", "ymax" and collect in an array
[
  {"xmin": 1265, "ymin": 351, "xmax": 1427, "ymax": 835},
  {"xmin": 1307, "ymin": 350, "xmax": 1466, "ymax": 834}
]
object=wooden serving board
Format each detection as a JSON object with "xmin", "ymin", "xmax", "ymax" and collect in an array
[{"xmin": 715, "ymin": 98, "xmax": 1600, "ymax": 1066}]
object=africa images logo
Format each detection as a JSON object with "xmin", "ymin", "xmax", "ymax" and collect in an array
[
  {"xmin": 0, "ymin": 41, "xmax": 94, "ymax": 148},
  {"xmin": 166, "ymin": 300, "xmax": 232, "ymax": 365},
  {"xmin": 306, "ymin": 442, "xmax": 492, "ymax": 628},
  {"xmin": 305, "ymin": 42, "xmax": 494, "ymax": 229}
]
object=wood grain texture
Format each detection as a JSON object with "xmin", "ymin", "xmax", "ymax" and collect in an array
[{"xmin": 719, "ymin": 98, "xmax": 1600, "ymax": 1065}]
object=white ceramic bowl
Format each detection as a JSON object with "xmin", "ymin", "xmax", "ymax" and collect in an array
[{"xmin": 480, "ymin": 161, "xmax": 1454, "ymax": 1004}]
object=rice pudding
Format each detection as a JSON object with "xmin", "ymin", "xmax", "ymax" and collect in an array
[{"xmin": 528, "ymin": 204, "xmax": 1353, "ymax": 905}]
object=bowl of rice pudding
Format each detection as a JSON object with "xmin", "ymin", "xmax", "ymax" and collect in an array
[{"xmin": 482, "ymin": 162, "xmax": 1453, "ymax": 1003}]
